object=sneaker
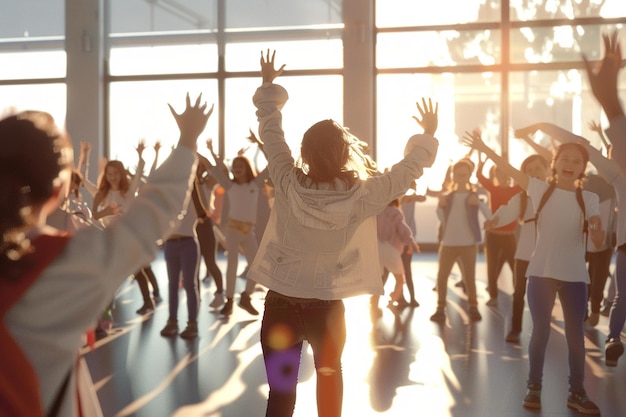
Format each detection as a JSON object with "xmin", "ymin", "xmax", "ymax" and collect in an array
[
  {"xmin": 136, "ymin": 303, "xmax": 155, "ymax": 315},
  {"xmin": 160, "ymin": 319, "xmax": 178, "ymax": 337},
  {"xmin": 505, "ymin": 331, "xmax": 521, "ymax": 344},
  {"xmin": 153, "ymin": 294, "xmax": 163, "ymax": 304},
  {"xmin": 605, "ymin": 337, "xmax": 624, "ymax": 367},
  {"xmin": 468, "ymin": 307, "xmax": 482, "ymax": 321},
  {"xmin": 586, "ymin": 312, "xmax": 600, "ymax": 327},
  {"xmin": 567, "ymin": 391, "xmax": 600, "ymax": 415},
  {"xmin": 430, "ymin": 309, "xmax": 446, "ymax": 322},
  {"xmin": 209, "ymin": 292, "xmax": 225, "ymax": 308},
  {"xmin": 180, "ymin": 321, "xmax": 198, "ymax": 339},
  {"xmin": 454, "ymin": 280, "xmax": 464, "ymax": 288},
  {"xmin": 239, "ymin": 292, "xmax": 259, "ymax": 315},
  {"xmin": 220, "ymin": 298, "xmax": 234, "ymax": 316},
  {"xmin": 486, "ymin": 298, "xmax": 498, "ymax": 307},
  {"xmin": 523, "ymin": 384, "xmax": 542, "ymax": 409}
]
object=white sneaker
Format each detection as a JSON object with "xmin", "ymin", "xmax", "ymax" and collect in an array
[{"xmin": 209, "ymin": 292, "xmax": 225, "ymax": 308}]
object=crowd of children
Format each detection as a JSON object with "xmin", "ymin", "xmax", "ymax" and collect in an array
[{"xmin": 2, "ymin": 31, "xmax": 626, "ymax": 417}]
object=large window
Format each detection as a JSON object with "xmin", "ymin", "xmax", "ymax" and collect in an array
[
  {"xmin": 0, "ymin": 0, "xmax": 65, "ymax": 119},
  {"xmin": 2, "ymin": 1, "xmax": 625, "ymax": 244},
  {"xmin": 106, "ymin": 0, "xmax": 343, "ymax": 170},
  {"xmin": 375, "ymin": 0, "xmax": 626, "ymax": 177}
]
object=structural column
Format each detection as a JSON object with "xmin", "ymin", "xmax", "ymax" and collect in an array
[
  {"xmin": 65, "ymin": 0, "xmax": 104, "ymax": 184},
  {"xmin": 343, "ymin": 0, "xmax": 375, "ymax": 152}
]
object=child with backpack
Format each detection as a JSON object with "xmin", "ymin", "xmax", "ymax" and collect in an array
[
  {"xmin": 484, "ymin": 154, "xmax": 550, "ymax": 344},
  {"xmin": 463, "ymin": 131, "xmax": 604, "ymax": 415}
]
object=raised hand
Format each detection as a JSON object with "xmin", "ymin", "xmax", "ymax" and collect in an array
[
  {"xmin": 588, "ymin": 120, "xmax": 602, "ymax": 133},
  {"xmin": 80, "ymin": 141, "xmax": 91, "ymax": 156},
  {"xmin": 168, "ymin": 93, "xmax": 214, "ymax": 150},
  {"xmin": 260, "ymin": 49, "xmax": 286, "ymax": 84},
  {"xmin": 136, "ymin": 139, "xmax": 146, "ymax": 157},
  {"xmin": 461, "ymin": 129, "xmax": 488, "ymax": 153},
  {"xmin": 583, "ymin": 31, "xmax": 624, "ymax": 120},
  {"xmin": 247, "ymin": 128, "xmax": 263, "ymax": 146},
  {"xmin": 153, "ymin": 141, "xmax": 162, "ymax": 153},
  {"xmin": 412, "ymin": 97, "xmax": 438, "ymax": 135}
]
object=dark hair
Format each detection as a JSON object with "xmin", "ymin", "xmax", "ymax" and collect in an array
[
  {"xmin": 231, "ymin": 156, "xmax": 256, "ymax": 183},
  {"xmin": 520, "ymin": 154, "xmax": 549, "ymax": 174},
  {"xmin": 300, "ymin": 119, "xmax": 376, "ymax": 187},
  {"xmin": 447, "ymin": 157, "xmax": 476, "ymax": 192},
  {"xmin": 0, "ymin": 111, "xmax": 71, "ymax": 269},
  {"xmin": 525, "ymin": 144, "xmax": 590, "ymax": 239},
  {"xmin": 517, "ymin": 154, "xmax": 549, "ymax": 222},
  {"xmin": 550, "ymin": 142, "xmax": 589, "ymax": 182},
  {"xmin": 71, "ymin": 169, "xmax": 83, "ymax": 198}
]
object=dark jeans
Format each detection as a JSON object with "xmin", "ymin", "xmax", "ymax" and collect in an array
[
  {"xmin": 609, "ymin": 247, "xmax": 626, "ymax": 339},
  {"xmin": 527, "ymin": 276, "xmax": 587, "ymax": 392},
  {"xmin": 135, "ymin": 264, "xmax": 159, "ymax": 306},
  {"xmin": 485, "ymin": 231, "xmax": 516, "ymax": 299},
  {"xmin": 586, "ymin": 248, "xmax": 614, "ymax": 313},
  {"xmin": 511, "ymin": 259, "xmax": 529, "ymax": 333},
  {"xmin": 164, "ymin": 237, "xmax": 200, "ymax": 321},
  {"xmin": 196, "ymin": 217, "xmax": 223, "ymax": 292},
  {"xmin": 261, "ymin": 291, "xmax": 346, "ymax": 417}
]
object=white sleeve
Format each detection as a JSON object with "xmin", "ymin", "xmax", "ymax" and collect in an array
[{"xmin": 490, "ymin": 193, "xmax": 522, "ymax": 227}]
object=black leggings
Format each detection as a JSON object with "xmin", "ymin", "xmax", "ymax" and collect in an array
[
  {"xmin": 196, "ymin": 217, "xmax": 223, "ymax": 292},
  {"xmin": 135, "ymin": 264, "xmax": 159, "ymax": 305}
]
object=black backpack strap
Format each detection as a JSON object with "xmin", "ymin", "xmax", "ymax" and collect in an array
[{"xmin": 523, "ymin": 181, "xmax": 557, "ymax": 225}]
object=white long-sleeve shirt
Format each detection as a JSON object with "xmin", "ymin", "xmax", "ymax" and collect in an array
[{"xmin": 6, "ymin": 147, "xmax": 196, "ymax": 417}]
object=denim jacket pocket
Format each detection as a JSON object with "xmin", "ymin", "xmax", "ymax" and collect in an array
[
  {"xmin": 313, "ymin": 248, "xmax": 363, "ymax": 289},
  {"xmin": 257, "ymin": 241, "xmax": 304, "ymax": 286}
]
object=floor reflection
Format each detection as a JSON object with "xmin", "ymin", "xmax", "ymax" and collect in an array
[{"xmin": 84, "ymin": 252, "xmax": 626, "ymax": 417}]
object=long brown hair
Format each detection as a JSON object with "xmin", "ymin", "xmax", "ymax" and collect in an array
[
  {"xmin": 97, "ymin": 160, "xmax": 131, "ymax": 198},
  {"xmin": 299, "ymin": 119, "xmax": 377, "ymax": 187}
]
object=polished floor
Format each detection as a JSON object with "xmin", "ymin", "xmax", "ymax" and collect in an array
[{"xmin": 82, "ymin": 251, "xmax": 626, "ymax": 417}]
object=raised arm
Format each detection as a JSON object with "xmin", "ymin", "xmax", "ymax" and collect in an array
[
  {"xmin": 412, "ymin": 97, "xmax": 438, "ymax": 136},
  {"xmin": 512, "ymin": 125, "xmax": 554, "ymax": 162},
  {"xmin": 588, "ymin": 120, "xmax": 612, "ymax": 159},
  {"xmin": 149, "ymin": 141, "xmax": 161, "ymax": 175},
  {"xmin": 462, "ymin": 130, "xmax": 529, "ymax": 190},
  {"xmin": 583, "ymin": 31, "xmax": 624, "ymax": 123},
  {"xmin": 128, "ymin": 139, "xmax": 147, "ymax": 195}
]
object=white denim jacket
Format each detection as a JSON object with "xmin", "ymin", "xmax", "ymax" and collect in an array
[{"xmin": 248, "ymin": 83, "xmax": 438, "ymax": 300}]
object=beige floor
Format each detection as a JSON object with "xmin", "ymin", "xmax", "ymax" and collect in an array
[{"xmin": 83, "ymin": 251, "xmax": 626, "ymax": 417}]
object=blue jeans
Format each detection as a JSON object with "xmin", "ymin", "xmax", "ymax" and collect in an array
[
  {"xmin": 164, "ymin": 237, "xmax": 200, "ymax": 321},
  {"xmin": 261, "ymin": 291, "xmax": 346, "ymax": 417},
  {"xmin": 609, "ymin": 248, "xmax": 626, "ymax": 339},
  {"xmin": 527, "ymin": 276, "xmax": 587, "ymax": 392}
]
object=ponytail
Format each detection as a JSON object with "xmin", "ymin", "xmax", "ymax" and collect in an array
[{"xmin": 0, "ymin": 111, "xmax": 71, "ymax": 275}]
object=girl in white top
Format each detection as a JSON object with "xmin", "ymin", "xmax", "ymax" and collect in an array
[
  {"xmin": 206, "ymin": 140, "xmax": 269, "ymax": 317},
  {"xmin": 484, "ymin": 154, "xmax": 549, "ymax": 344},
  {"xmin": 92, "ymin": 143, "xmax": 146, "ymax": 226},
  {"xmin": 463, "ymin": 131, "xmax": 604, "ymax": 415},
  {"xmin": 92, "ymin": 145, "xmax": 162, "ymax": 314},
  {"xmin": 250, "ymin": 50, "xmax": 438, "ymax": 417},
  {"xmin": 431, "ymin": 157, "xmax": 491, "ymax": 323},
  {"xmin": 516, "ymin": 120, "xmax": 626, "ymax": 367},
  {"xmin": 0, "ymin": 95, "xmax": 209, "ymax": 417}
]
